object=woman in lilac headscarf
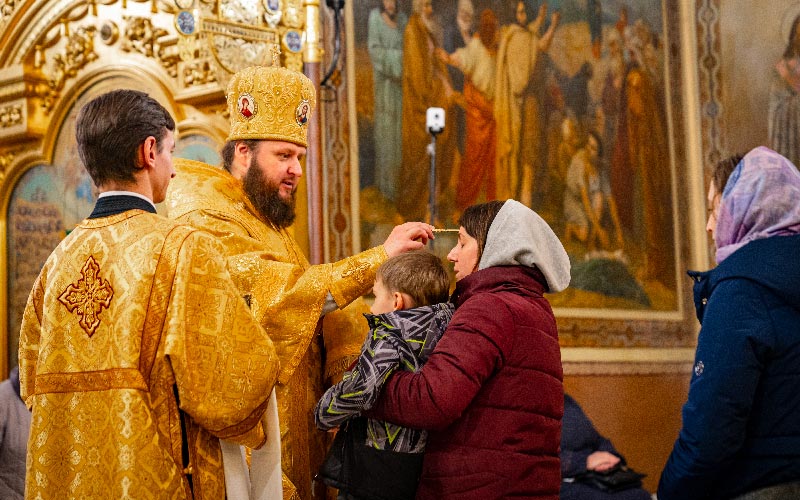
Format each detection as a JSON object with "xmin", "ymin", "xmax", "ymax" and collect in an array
[{"xmin": 658, "ymin": 147, "xmax": 800, "ymax": 500}]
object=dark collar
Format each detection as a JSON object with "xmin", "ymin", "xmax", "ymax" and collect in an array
[{"xmin": 88, "ymin": 195, "xmax": 157, "ymax": 219}]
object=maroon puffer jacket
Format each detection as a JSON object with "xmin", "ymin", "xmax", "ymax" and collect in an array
[{"xmin": 370, "ymin": 265, "xmax": 563, "ymax": 500}]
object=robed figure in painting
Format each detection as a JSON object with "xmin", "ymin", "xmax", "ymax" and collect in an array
[
  {"xmin": 396, "ymin": 0, "xmax": 456, "ymax": 222},
  {"xmin": 494, "ymin": 1, "xmax": 560, "ymax": 205},
  {"xmin": 368, "ymin": 0, "xmax": 408, "ymax": 203},
  {"xmin": 769, "ymin": 14, "xmax": 800, "ymax": 169},
  {"xmin": 439, "ymin": 9, "xmax": 499, "ymax": 212},
  {"xmin": 611, "ymin": 64, "xmax": 675, "ymax": 287}
]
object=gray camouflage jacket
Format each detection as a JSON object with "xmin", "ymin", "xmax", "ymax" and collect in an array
[{"xmin": 314, "ymin": 302, "xmax": 454, "ymax": 452}]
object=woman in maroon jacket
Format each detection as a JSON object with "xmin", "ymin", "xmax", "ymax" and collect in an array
[{"xmin": 369, "ymin": 199, "xmax": 571, "ymax": 500}]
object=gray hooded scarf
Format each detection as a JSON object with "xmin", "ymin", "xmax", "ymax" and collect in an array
[{"xmin": 479, "ymin": 199, "xmax": 571, "ymax": 292}]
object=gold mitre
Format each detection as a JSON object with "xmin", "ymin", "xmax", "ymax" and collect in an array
[{"xmin": 226, "ymin": 65, "xmax": 316, "ymax": 147}]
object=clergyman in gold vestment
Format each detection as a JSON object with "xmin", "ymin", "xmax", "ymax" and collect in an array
[
  {"xmin": 166, "ymin": 65, "xmax": 434, "ymax": 499},
  {"xmin": 18, "ymin": 90, "xmax": 280, "ymax": 500}
]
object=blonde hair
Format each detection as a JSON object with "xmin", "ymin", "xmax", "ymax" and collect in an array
[{"xmin": 377, "ymin": 251, "xmax": 450, "ymax": 308}]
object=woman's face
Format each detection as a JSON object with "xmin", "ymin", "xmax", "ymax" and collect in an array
[
  {"xmin": 447, "ymin": 226, "xmax": 480, "ymax": 281},
  {"xmin": 706, "ymin": 181, "xmax": 721, "ymax": 241}
]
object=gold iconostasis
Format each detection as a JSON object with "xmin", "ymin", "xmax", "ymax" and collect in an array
[{"xmin": 0, "ymin": 0, "xmax": 326, "ymax": 375}]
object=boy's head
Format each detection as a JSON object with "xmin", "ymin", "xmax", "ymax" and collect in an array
[{"xmin": 371, "ymin": 251, "xmax": 450, "ymax": 315}]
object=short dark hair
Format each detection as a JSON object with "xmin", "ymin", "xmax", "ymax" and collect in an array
[
  {"xmin": 221, "ymin": 139, "xmax": 261, "ymax": 171},
  {"xmin": 377, "ymin": 251, "xmax": 450, "ymax": 308},
  {"xmin": 76, "ymin": 89, "xmax": 174, "ymax": 187},
  {"xmin": 458, "ymin": 200, "xmax": 504, "ymax": 264},
  {"xmin": 712, "ymin": 154, "xmax": 744, "ymax": 194}
]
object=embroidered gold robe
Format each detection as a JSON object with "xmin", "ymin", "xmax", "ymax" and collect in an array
[
  {"xmin": 166, "ymin": 159, "xmax": 386, "ymax": 500},
  {"xmin": 18, "ymin": 208, "xmax": 280, "ymax": 500}
]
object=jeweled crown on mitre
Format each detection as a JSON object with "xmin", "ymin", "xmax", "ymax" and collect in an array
[{"xmin": 225, "ymin": 65, "xmax": 316, "ymax": 147}]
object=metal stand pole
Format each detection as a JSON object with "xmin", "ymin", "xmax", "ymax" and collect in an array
[{"xmin": 428, "ymin": 134, "xmax": 437, "ymax": 227}]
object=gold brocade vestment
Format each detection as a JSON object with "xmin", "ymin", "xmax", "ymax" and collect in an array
[
  {"xmin": 18, "ymin": 208, "xmax": 280, "ymax": 499},
  {"xmin": 167, "ymin": 159, "xmax": 386, "ymax": 499}
]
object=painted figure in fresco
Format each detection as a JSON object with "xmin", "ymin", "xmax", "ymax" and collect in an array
[
  {"xmin": 397, "ymin": 0, "xmax": 456, "ymax": 222},
  {"xmin": 19, "ymin": 89, "xmax": 280, "ymax": 500},
  {"xmin": 495, "ymin": 1, "xmax": 560, "ymax": 206},
  {"xmin": 598, "ymin": 29, "xmax": 626, "ymax": 171},
  {"xmin": 768, "ymin": 13, "xmax": 800, "ymax": 169},
  {"xmin": 611, "ymin": 62, "xmax": 674, "ymax": 287},
  {"xmin": 548, "ymin": 115, "xmax": 582, "ymax": 219},
  {"xmin": 626, "ymin": 18, "xmax": 663, "ymax": 96},
  {"xmin": 563, "ymin": 131, "xmax": 623, "ymax": 252},
  {"xmin": 368, "ymin": 0, "xmax": 408, "ymax": 203},
  {"xmin": 438, "ymin": 8, "xmax": 499, "ymax": 213},
  {"xmin": 442, "ymin": 0, "xmax": 475, "ymax": 161},
  {"xmin": 167, "ymin": 65, "xmax": 434, "ymax": 500}
]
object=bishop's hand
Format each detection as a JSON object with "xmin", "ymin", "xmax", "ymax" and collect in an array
[{"xmin": 383, "ymin": 222, "xmax": 435, "ymax": 257}]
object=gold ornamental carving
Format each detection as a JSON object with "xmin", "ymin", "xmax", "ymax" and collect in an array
[
  {"xmin": 183, "ymin": 58, "xmax": 216, "ymax": 86},
  {"xmin": 173, "ymin": 0, "xmax": 308, "ymax": 90},
  {"xmin": 44, "ymin": 25, "xmax": 97, "ymax": 111},
  {"xmin": 121, "ymin": 16, "xmax": 168, "ymax": 58},
  {"xmin": 120, "ymin": 15, "xmax": 180, "ymax": 77},
  {"xmin": 1, "ymin": 0, "xmax": 18, "ymax": 30},
  {"xmin": 0, "ymin": 103, "xmax": 22, "ymax": 128},
  {"xmin": 282, "ymin": 0, "xmax": 303, "ymax": 29},
  {"xmin": 0, "ymin": 149, "xmax": 15, "ymax": 180},
  {"xmin": 0, "ymin": 0, "xmax": 318, "ymax": 118}
]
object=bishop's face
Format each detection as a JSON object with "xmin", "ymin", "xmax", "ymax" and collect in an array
[{"xmin": 243, "ymin": 140, "xmax": 305, "ymax": 228}]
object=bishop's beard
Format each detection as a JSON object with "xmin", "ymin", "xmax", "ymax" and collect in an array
[{"xmin": 243, "ymin": 159, "xmax": 297, "ymax": 229}]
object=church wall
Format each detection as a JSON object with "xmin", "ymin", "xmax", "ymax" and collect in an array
[{"xmin": 0, "ymin": 0, "xmax": 318, "ymax": 376}]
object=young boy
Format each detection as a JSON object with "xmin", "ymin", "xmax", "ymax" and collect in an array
[{"xmin": 315, "ymin": 250, "xmax": 454, "ymax": 500}]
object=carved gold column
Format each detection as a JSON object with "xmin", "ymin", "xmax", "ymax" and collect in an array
[{"xmin": 304, "ymin": 0, "xmax": 323, "ymax": 264}]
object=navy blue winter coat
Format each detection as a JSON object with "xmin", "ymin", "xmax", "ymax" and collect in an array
[{"xmin": 658, "ymin": 234, "xmax": 800, "ymax": 499}]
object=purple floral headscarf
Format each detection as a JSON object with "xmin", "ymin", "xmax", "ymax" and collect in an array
[{"xmin": 715, "ymin": 146, "xmax": 800, "ymax": 263}]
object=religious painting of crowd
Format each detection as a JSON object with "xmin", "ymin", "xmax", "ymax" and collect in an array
[{"xmin": 353, "ymin": 0, "xmax": 678, "ymax": 312}]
